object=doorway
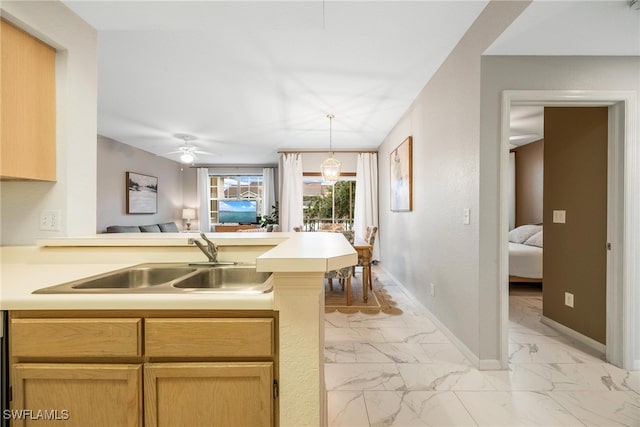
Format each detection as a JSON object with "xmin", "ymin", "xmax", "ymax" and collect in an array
[
  {"xmin": 508, "ymin": 106, "xmax": 609, "ymax": 361},
  {"xmin": 499, "ymin": 90, "xmax": 639, "ymax": 371}
]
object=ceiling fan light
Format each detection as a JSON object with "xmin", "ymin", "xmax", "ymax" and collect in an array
[{"xmin": 180, "ymin": 152, "xmax": 194, "ymax": 163}]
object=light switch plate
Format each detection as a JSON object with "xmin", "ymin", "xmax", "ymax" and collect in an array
[
  {"xmin": 463, "ymin": 208, "xmax": 470, "ymax": 225},
  {"xmin": 553, "ymin": 210, "xmax": 566, "ymax": 224}
]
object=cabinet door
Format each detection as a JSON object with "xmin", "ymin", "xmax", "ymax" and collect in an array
[
  {"xmin": 144, "ymin": 362, "xmax": 273, "ymax": 427},
  {"xmin": 0, "ymin": 19, "xmax": 56, "ymax": 181},
  {"xmin": 11, "ymin": 363, "xmax": 142, "ymax": 427}
]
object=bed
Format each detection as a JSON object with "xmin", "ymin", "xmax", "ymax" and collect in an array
[{"xmin": 508, "ymin": 224, "xmax": 543, "ymax": 282}]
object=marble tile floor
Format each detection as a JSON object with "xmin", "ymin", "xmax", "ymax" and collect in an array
[{"xmin": 324, "ymin": 267, "xmax": 640, "ymax": 426}]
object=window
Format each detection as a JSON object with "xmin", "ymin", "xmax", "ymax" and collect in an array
[
  {"xmin": 209, "ymin": 175, "xmax": 263, "ymax": 224},
  {"xmin": 302, "ymin": 176, "xmax": 355, "ymax": 231}
]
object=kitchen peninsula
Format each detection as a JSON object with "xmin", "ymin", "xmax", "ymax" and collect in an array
[{"xmin": 1, "ymin": 232, "xmax": 356, "ymax": 427}]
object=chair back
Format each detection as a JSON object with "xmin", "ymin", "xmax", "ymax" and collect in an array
[
  {"xmin": 341, "ymin": 230, "xmax": 355, "ymax": 244},
  {"xmin": 366, "ymin": 226, "xmax": 378, "ymax": 246},
  {"xmin": 320, "ymin": 223, "xmax": 344, "ymax": 232}
]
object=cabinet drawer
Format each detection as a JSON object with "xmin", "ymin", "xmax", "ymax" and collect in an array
[
  {"xmin": 11, "ymin": 318, "xmax": 142, "ymax": 358},
  {"xmin": 145, "ymin": 318, "xmax": 274, "ymax": 358}
]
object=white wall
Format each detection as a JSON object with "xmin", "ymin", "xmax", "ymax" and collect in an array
[
  {"xmin": 377, "ymin": 1, "xmax": 530, "ymax": 362},
  {"xmin": 300, "ymin": 152, "xmax": 359, "ymax": 174},
  {"xmin": 479, "ymin": 56, "xmax": 640, "ymax": 364},
  {"xmin": 97, "ymin": 136, "xmax": 192, "ymax": 232},
  {"xmin": 0, "ymin": 1, "xmax": 97, "ymax": 245}
]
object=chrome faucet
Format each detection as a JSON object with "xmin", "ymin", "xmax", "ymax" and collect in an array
[{"xmin": 193, "ymin": 233, "xmax": 219, "ymax": 262}]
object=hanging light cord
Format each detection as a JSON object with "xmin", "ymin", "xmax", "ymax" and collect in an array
[{"xmin": 327, "ymin": 113, "xmax": 335, "ymax": 156}]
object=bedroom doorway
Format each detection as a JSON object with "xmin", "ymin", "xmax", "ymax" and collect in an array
[
  {"xmin": 508, "ymin": 106, "xmax": 608, "ymax": 360},
  {"xmin": 499, "ymin": 90, "xmax": 638, "ymax": 371}
]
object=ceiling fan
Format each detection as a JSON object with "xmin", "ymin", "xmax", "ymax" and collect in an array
[{"xmin": 165, "ymin": 134, "xmax": 213, "ymax": 164}]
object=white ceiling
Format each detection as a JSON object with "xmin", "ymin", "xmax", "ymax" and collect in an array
[
  {"xmin": 510, "ymin": 106, "xmax": 544, "ymax": 148},
  {"xmin": 62, "ymin": 0, "xmax": 639, "ymax": 165}
]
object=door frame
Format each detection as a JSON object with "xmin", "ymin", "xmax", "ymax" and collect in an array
[{"xmin": 499, "ymin": 90, "xmax": 639, "ymax": 370}]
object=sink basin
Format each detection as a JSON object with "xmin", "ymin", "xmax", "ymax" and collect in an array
[
  {"xmin": 72, "ymin": 266, "xmax": 197, "ymax": 290},
  {"xmin": 33, "ymin": 263, "xmax": 273, "ymax": 294},
  {"xmin": 172, "ymin": 267, "xmax": 272, "ymax": 293}
]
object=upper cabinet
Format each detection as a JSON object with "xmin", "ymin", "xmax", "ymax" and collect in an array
[{"xmin": 1, "ymin": 19, "xmax": 56, "ymax": 181}]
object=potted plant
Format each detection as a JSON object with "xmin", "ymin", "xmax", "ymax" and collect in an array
[{"xmin": 259, "ymin": 202, "xmax": 279, "ymax": 228}]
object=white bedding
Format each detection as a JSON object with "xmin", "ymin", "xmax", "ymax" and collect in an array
[{"xmin": 509, "ymin": 242, "xmax": 543, "ymax": 279}]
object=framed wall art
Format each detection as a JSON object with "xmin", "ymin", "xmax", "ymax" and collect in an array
[
  {"xmin": 390, "ymin": 136, "xmax": 412, "ymax": 212},
  {"xmin": 126, "ymin": 171, "xmax": 158, "ymax": 214}
]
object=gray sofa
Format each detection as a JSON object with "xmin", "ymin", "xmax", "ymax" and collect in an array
[{"xmin": 105, "ymin": 222, "xmax": 179, "ymax": 233}]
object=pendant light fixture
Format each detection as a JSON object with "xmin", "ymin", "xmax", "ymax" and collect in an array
[{"xmin": 320, "ymin": 113, "xmax": 341, "ymax": 184}]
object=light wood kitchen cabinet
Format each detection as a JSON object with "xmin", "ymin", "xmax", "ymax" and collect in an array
[
  {"xmin": 8, "ymin": 310, "xmax": 278, "ymax": 427},
  {"xmin": 145, "ymin": 362, "xmax": 272, "ymax": 427},
  {"xmin": 145, "ymin": 318, "xmax": 273, "ymax": 358},
  {"xmin": 11, "ymin": 318, "xmax": 142, "ymax": 358},
  {"xmin": 0, "ymin": 19, "xmax": 56, "ymax": 181},
  {"xmin": 11, "ymin": 363, "xmax": 142, "ymax": 427}
]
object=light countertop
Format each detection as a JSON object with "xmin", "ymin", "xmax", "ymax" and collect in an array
[
  {"xmin": 1, "ymin": 231, "xmax": 356, "ymax": 311},
  {"xmin": 37, "ymin": 231, "xmax": 290, "ymax": 247},
  {"xmin": 0, "ymin": 262, "xmax": 275, "ymax": 310}
]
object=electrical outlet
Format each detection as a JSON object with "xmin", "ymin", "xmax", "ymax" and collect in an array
[
  {"xmin": 40, "ymin": 210, "xmax": 61, "ymax": 231},
  {"xmin": 564, "ymin": 292, "xmax": 574, "ymax": 308},
  {"xmin": 429, "ymin": 283, "xmax": 435, "ymax": 297}
]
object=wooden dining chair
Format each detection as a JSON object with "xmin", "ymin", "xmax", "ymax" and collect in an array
[
  {"xmin": 325, "ymin": 230, "xmax": 355, "ymax": 305},
  {"xmin": 355, "ymin": 225, "xmax": 377, "ymax": 290}
]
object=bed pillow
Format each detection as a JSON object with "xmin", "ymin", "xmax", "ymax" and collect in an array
[
  {"xmin": 524, "ymin": 230, "xmax": 543, "ymax": 247},
  {"xmin": 508, "ymin": 224, "xmax": 542, "ymax": 244}
]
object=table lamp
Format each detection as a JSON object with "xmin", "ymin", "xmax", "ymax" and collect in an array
[{"xmin": 182, "ymin": 208, "xmax": 196, "ymax": 231}]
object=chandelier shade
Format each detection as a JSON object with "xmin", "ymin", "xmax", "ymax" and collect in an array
[
  {"xmin": 320, "ymin": 114, "xmax": 341, "ymax": 184},
  {"xmin": 321, "ymin": 156, "xmax": 341, "ymax": 183}
]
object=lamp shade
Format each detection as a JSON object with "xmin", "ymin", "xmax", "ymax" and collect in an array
[{"xmin": 182, "ymin": 208, "xmax": 196, "ymax": 220}]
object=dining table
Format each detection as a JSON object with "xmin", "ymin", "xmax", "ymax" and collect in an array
[{"xmin": 353, "ymin": 238, "xmax": 373, "ymax": 302}]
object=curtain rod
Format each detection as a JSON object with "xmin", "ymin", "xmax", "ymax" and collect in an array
[
  {"xmin": 187, "ymin": 164, "xmax": 278, "ymax": 168},
  {"xmin": 277, "ymin": 149, "xmax": 378, "ymax": 154}
]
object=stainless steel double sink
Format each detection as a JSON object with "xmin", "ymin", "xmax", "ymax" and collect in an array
[{"xmin": 33, "ymin": 263, "xmax": 273, "ymax": 294}]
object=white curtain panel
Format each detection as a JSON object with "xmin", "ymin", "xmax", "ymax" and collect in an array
[
  {"xmin": 353, "ymin": 152, "xmax": 380, "ymax": 261},
  {"xmin": 278, "ymin": 153, "xmax": 303, "ymax": 232},
  {"xmin": 262, "ymin": 167, "xmax": 277, "ymax": 217},
  {"xmin": 196, "ymin": 168, "xmax": 211, "ymax": 232}
]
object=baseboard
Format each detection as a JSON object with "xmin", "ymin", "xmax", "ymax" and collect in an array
[
  {"xmin": 540, "ymin": 315, "xmax": 606, "ymax": 356},
  {"xmin": 478, "ymin": 359, "xmax": 503, "ymax": 370},
  {"xmin": 376, "ymin": 265, "xmax": 501, "ymax": 370}
]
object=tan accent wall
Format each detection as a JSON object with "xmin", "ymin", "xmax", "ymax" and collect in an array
[
  {"xmin": 513, "ymin": 139, "xmax": 544, "ymax": 226},
  {"xmin": 543, "ymin": 107, "xmax": 608, "ymax": 344}
]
